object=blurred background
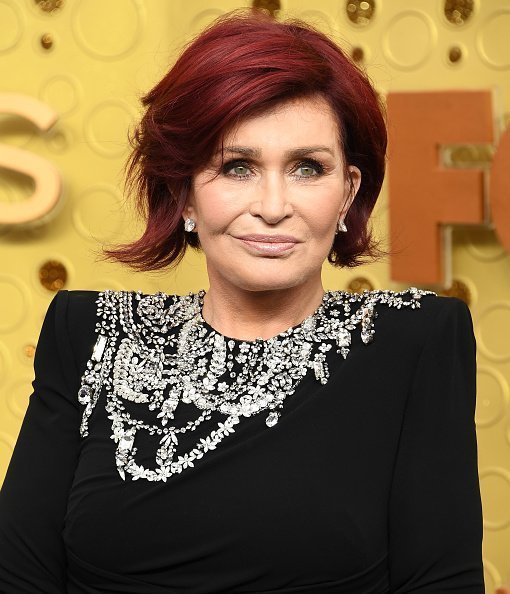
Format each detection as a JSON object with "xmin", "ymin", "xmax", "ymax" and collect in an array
[{"xmin": 0, "ymin": 0, "xmax": 509, "ymax": 590}]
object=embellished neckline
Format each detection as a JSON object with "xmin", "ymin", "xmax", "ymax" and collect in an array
[
  {"xmin": 77, "ymin": 287, "xmax": 434, "ymax": 482},
  {"xmin": 196, "ymin": 290, "xmax": 339, "ymax": 344}
]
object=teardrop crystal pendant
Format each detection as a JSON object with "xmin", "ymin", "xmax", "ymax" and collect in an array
[
  {"xmin": 266, "ymin": 411, "xmax": 280, "ymax": 427},
  {"xmin": 78, "ymin": 384, "xmax": 93, "ymax": 405}
]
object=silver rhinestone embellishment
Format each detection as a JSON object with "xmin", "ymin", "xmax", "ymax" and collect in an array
[
  {"xmin": 266, "ymin": 411, "xmax": 280, "ymax": 427},
  {"xmin": 76, "ymin": 287, "xmax": 434, "ymax": 481}
]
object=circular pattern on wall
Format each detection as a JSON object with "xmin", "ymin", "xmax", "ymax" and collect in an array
[
  {"xmin": 443, "ymin": 0, "xmax": 474, "ymax": 26},
  {"xmin": 0, "ymin": 340, "xmax": 11, "ymax": 389},
  {"xmin": 382, "ymin": 11, "xmax": 436, "ymax": 70},
  {"xmin": 295, "ymin": 10, "xmax": 333, "ymax": 33},
  {"xmin": 39, "ymin": 260, "xmax": 68, "ymax": 291},
  {"xmin": 345, "ymin": 0, "xmax": 375, "ymax": 26},
  {"xmin": 71, "ymin": 0, "xmax": 144, "ymax": 60},
  {"xmin": 40, "ymin": 33, "xmax": 54, "ymax": 51},
  {"xmin": 34, "ymin": 0, "xmax": 64, "ymax": 14},
  {"xmin": 72, "ymin": 183, "xmax": 124, "ymax": 242},
  {"xmin": 44, "ymin": 128, "xmax": 72, "ymax": 154},
  {"xmin": 477, "ymin": 303, "xmax": 510, "ymax": 362},
  {"xmin": 477, "ymin": 10, "xmax": 510, "ymax": 70},
  {"xmin": 21, "ymin": 343, "xmax": 36, "ymax": 363},
  {"xmin": 464, "ymin": 227, "xmax": 507, "ymax": 263},
  {"xmin": 475, "ymin": 367, "xmax": 509, "ymax": 428},
  {"xmin": 482, "ymin": 557, "xmax": 501, "ymax": 594},
  {"xmin": 479, "ymin": 468, "xmax": 510, "ymax": 530},
  {"xmin": 252, "ymin": 0, "xmax": 280, "ymax": 17},
  {"xmin": 0, "ymin": 0, "xmax": 23, "ymax": 54},
  {"xmin": 40, "ymin": 75, "xmax": 81, "ymax": 116},
  {"xmin": 347, "ymin": 276, "xmax": 375, "ymax": 293},
  {"xmin": 0, "ymin": 275, "xmax": 30, "ymax": 332},
  {"xmin": 439, "ymin": 277, "xmax": 474, "ymax": 306},
  {"xmin": 189, "ymin": 9, "xmax": 224, "ymax": 37},
  {"xmin": 84, "ymin": 100, "xmax": 136, "ymax": 157},
  {"xmin": 447, "ymin": 45, "xmax": 464, "ymax": 65},
  {"xmin": 351, "ymin": 45, "xmax": 366, "ymax": 63},
  {"xmin": 6, "ymin": 378, "xmax": 33, "ymax": 419}
]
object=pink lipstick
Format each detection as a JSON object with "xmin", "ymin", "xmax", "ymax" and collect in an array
[{"xmin": 236, "ymin": 234, "xmax": 299, "ymax": 255}]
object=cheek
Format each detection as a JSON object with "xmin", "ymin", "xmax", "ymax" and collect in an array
[
  {"xmin": 193, "ymin": 186, "xmax": 236, "ymax": 233},
  {"xmin": 302, "ymin": 189, "xmax": 344, "ymax": 233}
]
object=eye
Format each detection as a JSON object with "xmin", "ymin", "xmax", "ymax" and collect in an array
[
  {"xmin": 222, "ymin": 160, "xmax": 252, "ymax": 179},
  {"xmin": 294, "ymin": 159, "xmax": 324, "ymax": 178}
]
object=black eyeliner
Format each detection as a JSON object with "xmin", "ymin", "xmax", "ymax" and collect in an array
[{"xmin": 294, "ymin": 158, "xmax": 325, "ymax": 176}]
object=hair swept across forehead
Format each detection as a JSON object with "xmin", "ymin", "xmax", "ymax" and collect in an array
[{"xmin": 105, "ymin": 10, "xmax": 387, "ymax": 270}]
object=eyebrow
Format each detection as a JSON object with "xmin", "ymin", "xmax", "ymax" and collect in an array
[{"xmin": 218, "ymin": 145, "xmax": 336, "ymax": 159}]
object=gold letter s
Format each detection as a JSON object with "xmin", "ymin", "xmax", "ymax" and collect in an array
[{"xmin": 0, "ymin": 93, "xmax": 62, "ymax": 225}]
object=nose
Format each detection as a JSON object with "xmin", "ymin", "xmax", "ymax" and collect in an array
[{"xmin": 249, "ymin": 173, "xmax": 293, "ymax": 224}]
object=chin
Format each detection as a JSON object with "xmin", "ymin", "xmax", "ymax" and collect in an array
[
  {"xmin": 229, "ymin": 272, "xmax": 315, "ymax": 294},
  {"xmin": 208, "ymin": 255, "xmax": 323, "ymax": 294}
]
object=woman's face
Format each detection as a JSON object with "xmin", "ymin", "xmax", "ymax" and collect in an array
[{"xmin": 185, "ymin": 96, "xmax": 361, "ymax": 295}]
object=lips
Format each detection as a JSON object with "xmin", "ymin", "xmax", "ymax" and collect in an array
[
  {"xmin": 235, "ymin": 234, "xmax": 300, "ymax": 255},
  {"xmin": 238, "ymin": 234, "xmax": 299, "ymax": 243}
]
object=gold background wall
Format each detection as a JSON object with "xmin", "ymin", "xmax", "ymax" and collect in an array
[{"xmin": 1, "ymin": 0, "xmax": 509, "ymax": 590}]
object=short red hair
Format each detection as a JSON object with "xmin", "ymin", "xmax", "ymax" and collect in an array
[{"xmin": 107, "ymin": 11, "xmax": 387, "ymax": 270}]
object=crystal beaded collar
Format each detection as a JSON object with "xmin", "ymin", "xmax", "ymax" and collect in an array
[{"xmin": 77, "ymin": 288, "xmax": 432, "ymax": 482}]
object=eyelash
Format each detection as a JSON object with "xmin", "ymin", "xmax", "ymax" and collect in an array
[{"xmin": 221, "ymin": 158, "xmax": 325, "ymax": 180}]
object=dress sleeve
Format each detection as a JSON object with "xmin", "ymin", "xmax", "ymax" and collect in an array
[
  {"xmin": 0, "ymin": 290, "xmax": 81, "ymax": 593},
  {"xmin": 388, "ymin": 297, "xmax": 484, "ymax": 593}
]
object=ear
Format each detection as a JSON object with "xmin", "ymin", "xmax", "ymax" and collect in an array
[
  {"xmin": 182, "ymin": 190, "xmax": 197, "ymax": 224},
  {"xmin": 340, "ymin": 165, "xmax": 361, "ymax": 217}
]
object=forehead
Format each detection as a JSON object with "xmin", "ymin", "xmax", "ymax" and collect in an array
[{"xmin": 223, "ymin": 96, "xmax": 341, "ymax": 153}]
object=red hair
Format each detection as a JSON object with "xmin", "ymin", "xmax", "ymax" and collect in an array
[{"xmin": 106, "ymin": 11, "xmax": 387, "ymax": 269}]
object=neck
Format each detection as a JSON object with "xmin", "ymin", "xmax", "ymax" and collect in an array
[{"xmin": 201, "ymin": 280, "xmax": 325, "ymax": 341}]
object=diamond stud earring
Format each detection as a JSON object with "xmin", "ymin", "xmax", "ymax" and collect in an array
[
  {"xmin": 337, "ymin": 220, "xmax": 347, "ymax": 233},
  {"xmin": 184, "ymin": 218, "xmax": 196, "ymax": 232}
]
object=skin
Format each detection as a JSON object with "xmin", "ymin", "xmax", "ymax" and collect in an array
[{"xmin": 184, "ymin": 96, "xmax": 361, "ymax": 340}]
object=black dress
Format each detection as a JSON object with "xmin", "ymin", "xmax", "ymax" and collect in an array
[{"xmin": 0, "ymin": 289, "xmax": 484, "ymax": 593}]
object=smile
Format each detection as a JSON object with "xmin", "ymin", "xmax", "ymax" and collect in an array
[{"xmin": 235, "ymin": 234, "xmax": 299, "ymax": 255}]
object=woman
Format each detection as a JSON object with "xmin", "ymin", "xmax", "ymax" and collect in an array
[{"xmin": 0, "ymin": 11, "xmax": 483, "ymax": 594}]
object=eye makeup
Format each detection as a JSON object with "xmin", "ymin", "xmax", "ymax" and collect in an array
[{"xmin": 220, "ymin": 157, "xmax": 327, "ymax": 181}]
